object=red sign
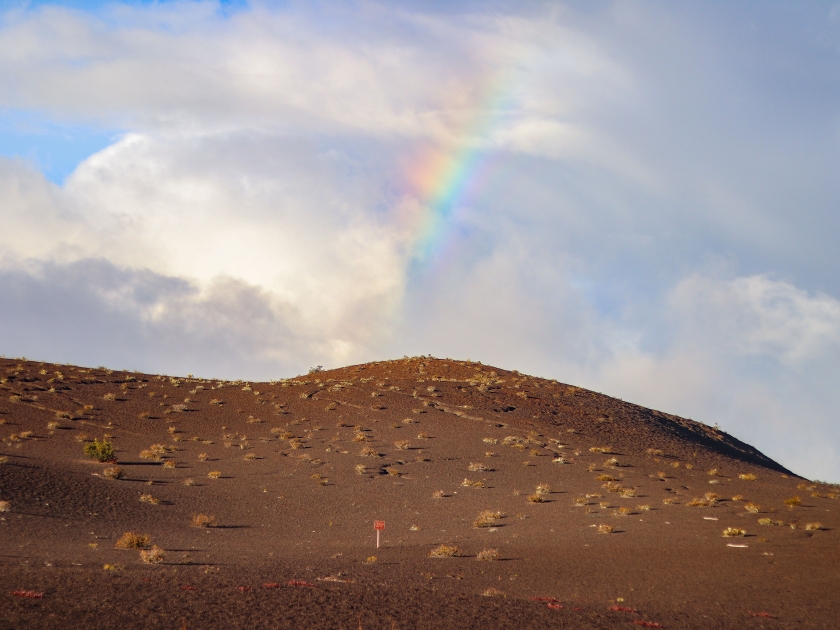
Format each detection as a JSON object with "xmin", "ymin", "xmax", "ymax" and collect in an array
[{"xmin": 374, "ymin": 520, "xmax": 385, "ymax": 531}]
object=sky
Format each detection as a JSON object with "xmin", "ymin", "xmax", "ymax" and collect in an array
[{"xmin": 1, "ymin": 0, "xmax": 839, "ymax": 481}]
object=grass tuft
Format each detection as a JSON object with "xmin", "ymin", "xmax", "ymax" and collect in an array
[{"xmin": 429, "ymin": 544, "xmax": 459, "ymax": 558}]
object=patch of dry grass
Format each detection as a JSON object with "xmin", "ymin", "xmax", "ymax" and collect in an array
[
  {"xmin": 191, "ymin": 514, "xmax": 217, "ymax": 528},
  {"xmin": 429, "ymin": 544, "xmax": 459, "ymax": 558},
  {"xmin": 598, "ymin": 524, "xmax": 614, "ymax": 534},
  {"xmin": 473, "ymin": 510, "xmax": 504, "ymax": 528},
  {"xmin": 476, "ymin": 548, "xmax": 500, "ymax": 561},
  {"xmin": 722, "ymin": 527, "xmax": 746, "ymax": 537},
  {"xmin": 140, "ymin": 546, "xmax": 166, "ymax": 564},
  {"xmin": 115, "ymin": 532, "xmax": 150, "ymax": 549}
]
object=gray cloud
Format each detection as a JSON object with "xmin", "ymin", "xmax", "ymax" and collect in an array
[{"xmin": 1, "ymin": 1, "xmax": 839, "ymax": 480}]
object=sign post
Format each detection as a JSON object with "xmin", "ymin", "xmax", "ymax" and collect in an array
[{"xmin": 374, "ymin": 520, "xmax": 385, "ymax": 548}]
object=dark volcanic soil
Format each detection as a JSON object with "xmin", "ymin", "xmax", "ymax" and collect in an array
[{"xmin": 1, "ymin": 356, "xmax": 838, "ymax": 629}]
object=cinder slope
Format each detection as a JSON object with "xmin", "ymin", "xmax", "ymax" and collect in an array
[{"xmin": 1, "ymin": 356, "xmax": 837, "ymax": 629}]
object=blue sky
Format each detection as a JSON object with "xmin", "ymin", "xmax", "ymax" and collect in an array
[{"xmin": 1, "ymin": 0, "xmax": 839, "ymax": 481}]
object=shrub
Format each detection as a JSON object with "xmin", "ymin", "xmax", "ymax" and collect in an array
[
  {"xmin": 722, "ymin": 527, "xmax": 746, "ymax": 537},
  {"xmin": 360, "ymin": 446, "xmax": 379, "ymax": 457},
  {"xmin": 395, "ymin": 440, "xmax": 410, "ymax": 450},
  {"xmin": 191, "ymin": 514, "xmax": 217, "ymax": 528},
  {"xmin": 805, "ymin": 522, "xmax": 823, "ymax": 531},
  {"xmin": 0, "ymin": 500, "xmax": 11, "ymax": 512},
  {"xmin": 102, "ymin": 467, "xmax": 124, "ymax": 480},
  {"xmin": 784, "ymin": 496, "xmax": 802, "ymax": 508},
  {"xmin": 429, "ymin": 544, "xmax": 459, "ymax": 558},
  {"xmin": 462, "ymin": 479, "xmax": 485, "ymax": 488},
  {"xmin": 598, "ymin": 524, "xmax": 614, "ymax": 534},
  {"xmin": 535, "ymin": 483, "xmax": 551, "ymax": 495},
  {"xmin": 596, "ymin": 474, "xmax": 617, "ymax": 482},
  {"xmin": 738, "ymin": 473, "xmax": 757, "ymax": 481},
  {"xmin": 614, "ymin": 507, "xmax": 632, "ymax": 516},
  {"xmin": 527, "ymin": 494, "xmax": 546, "ymax": 503},
  {"xmin": 474, "ymin": 510, "xmax": 503, "ymax": 528},
  {"xmin": 139, "ymin": 494, "xmax": 160, "ymax": 504},
  {"xmin": 432, "ymin": 490, "xmax": 446, "ymax": 499},
  {"xmin": 140, "ymin": 545, "xmax": 166, "ymax": 564},
  {"xmin": 207, "ymin": 471, "xmax": 222, "ymax": 478},
  {"xmin": 162, "ymin": 460, "xmax": 177, "ymax": 469},
  {"xmin": 476, "ymin": 548, "xmax": 500, "ymax": 561},
  {"xmin": 744, "ymin": 502, "xmax": 761, "ymax": 513},
  {"xmin": 574, "ymin": 497, "xmax": 588, "ymax": 506},
  {"xmin": 84, "ymin": 439, "xmax": 115, "ymax": 462},
  {"xmin": 115, "ymin": 532, "xmax": 150, "ymax": 549},
  {"xmin": 355, "ymin": 464, "xmax": 366, "ymax": 475},
  {"xmin": 468, "ymin": 462, "xmax": 489, "ymax": 472}
]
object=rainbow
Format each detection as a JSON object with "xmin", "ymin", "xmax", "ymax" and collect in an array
[{"xmin": 405, "ymin": 69, "xmax": 518, "ymax": 269}]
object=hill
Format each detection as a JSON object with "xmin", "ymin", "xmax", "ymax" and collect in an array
[{"xmin": 1, "ymin": 356, "xmax": 838, "ymax": 628}]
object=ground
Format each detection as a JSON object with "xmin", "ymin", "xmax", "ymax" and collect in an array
[{"xmin": 1, "ymin": 357, "xmax": 837, "ymax": 628}]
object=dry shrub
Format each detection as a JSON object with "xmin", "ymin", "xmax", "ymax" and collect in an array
[
  {"xmin": 614, "ymin": 507, "xmax": 633, "ymax": 516},
  {"xmin": 243, "ymin": 453, "xmax": 257, "ymax": 461},
  {"xmin": 637, "ymin": 504, "xmax": 652, "ymax": 511},
  {"xmin": 619, "ymin": 488, "xmax": 636, "ymax": 498},
  {"xmin": 355, "ymin": 464, "xmax": 366, "ymax": 475},
  {"xmin": 162, "ymin": 460, "xmax": 177, "ymax": 469},
  {"xmin": 103, "ymin": 466, "xmax": 124, "ymax": 480},
  {"xmin": 739, "ymin": 473, "xmax": 757, "ymax": 481},
  {"xmin": 527, "ymin": 494, "xmax": 546, "ymax": 503},
  {"xmin": 139, "ymin": 494, "xmax": 160, "ymax": 504},
  {"xmin": 182, "ymin": 478, "xmax": 196, "ymax": 486},
  {"xmin": 115, "ymin": 532, "xmax": 150, "ymax": 549},
  {"xmin": 140, "ymin": 546, "xmax": 166, "ymax": 564},
  {"xmin": 662, "ymin": 498, "xmax": 678, "ymax": 504},
  {"xmin": 744, "ymin": 502, "xmax": 761, "ymax": 513},
  {"xmin": 474, "ymin": 510, "xmax": 503, "ymax": 528},
  {"xmin": 140, "ymin": 450, "xmax": 161, "ymax": 461},
  {"xmin": 687, "ymin": 498, "xmax": 712, "ymax": 507},
  {"xmin": 596, "ymin": 474, "xmax": 617, "ymax": 482},
  {"xmin": 394, "ymin": 440, "xmax": 410, "ymax": 450},
  {"xmin": 598, "ymin": 524, "xmax": 614, "ymax": 534},
  {"xmin": 207, "ymin": 471, "xmax": 222, "ymax": 478},
  {"xmin": 805, "ymin": 522, "xmax": 823, "ymax": 531},
  {"xmin": 605, "ymin": 458, "xmax": 620, "ymax": 467},
  {"xmin": 589, "ymin": 446, "xmax": 612, "ymax": 453},
  {"xmin": 84, "ymin": 439, "xmax": 115, "ymax": 462},
  {"xmin": 535, "ymin": 483, "xmax": 551, "ymax": 495},
  {"xmin": 482, "ymin": 588, "xmax": 506, "ymax": 597},
  {"xmin": 574, "ymin": 497, "xmax": 588, "ymax": 506},
  {"xmin": 784, "ymin": 496, "xmax": 802, "ymax": 508},
  {"xmin": 462, "ymin": 479, "xmax": 485, "ymax": 488},
  {"xmin": 360, "ymin": 446, "xmax": 379, "ymax": 457},
  {"xmin": 353, "ymin": 433, "xmax": 367, "ymax": 443},
  {"xmin": 197, "ymin": 453, "xmax": 209, "ymax": 461},
  {"xmin": 429, "ymin": 544, "xmax": 459, "ymax": 558},
  {"xmin": 468, "ymin": 462, "xmax": 489, "ymax": 472},
  {"xmin": 722, "ymin": 527, "xmax": 747, "ymax": 537},
  {"xmin": 476, "ymin": 548, "xmax": 500, "ymax": 561},
  {"xmin": 731, "ymin": 495, "xmax": 745, "ymax": 502},
  {"xmin": 432, "ymin": 490, "xmax": 446, "ymax": 499},
  {"xmin": 191, "ymin": 514, "xmax": 217, "ymax": 528}
]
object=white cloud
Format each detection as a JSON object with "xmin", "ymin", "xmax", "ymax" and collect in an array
[{"xmin": 1, "ymin": 2, "xmax": 839, "ymax": 481}]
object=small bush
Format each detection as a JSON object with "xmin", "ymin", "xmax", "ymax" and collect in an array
[
  {"xmin": 191, "ymin": 514, "xmax": 217, "ymax": 528},
  {"xmin": 598, "ymin": 524, "xmax": 614, "ymax": 534},
  {"xmin": 395, "ymin": 440, "xmax": 410, "ymax": 450},
  {"xmin": 139, "ymin": 494, "xmax": 160, "ymax": 504},
  {"xmin": 476, "ymin": 548, "xmax": 500, "ymax": 561},
  {"xmin": 474, "ymin": 510, "xmax": 503, "ymax": 528},
  {"xmin": 744, "ymin": 502, "xmax": 761, "ymax": 513},
  {"xmin": 784, "ymin": 496, "xmax": 802, "ymax": 508},
  {"xmin": 738, "ymin": 473, "xmax": 757, "ymax": 481},
  {"xmin": 84, "ymin": 439, "xmax": 116, "ymax": 462},
  {"xmin": 429, "ymin": 544, "xmax": 459, "ymax": 558},
  {"xmin": 527, "ymin": 494, "xmax": 546, "ymax": 503},
  {"xmin": 115, "ymin": 532, "xmax": 150, "ymax": 549},
  {"xmin": 360, "ymin": 446, "xmax": 379, "ymax": 457},
  {"xmin": 574, "ymin": 497, "xmax": 588, "ymax": 506},
  {"xmin": 162, "ymin": 460, "xmax": 177, "ymax": 469},
  {"xmin": 0, "ymin": 500, "xmax": 11, "ymax": 512},
  {"xmin": 102, "ymin": 466, "xmax": 124, "ymax": 480},
  {"xmin": 207, "ymin": 471, "xmax": 222, "ymax": 478},
  {"xmin": 722, "ymin": 527, "xmax": 746, "ymax": 537},
  {"xmin": 432, "ymin": 490, "xmax": 446, "ymax": 499},
  {"xmin": 805, "ymin": 522, "xmax": 823, "ymax": 531},
  {"xmin": 462, "ymin": 479, "xmax": 485, "ymax": 488},
  {"xmin": 140, "ymin": 545, "xmax": 166, "ymax": 564},
  {"xmin": 535, "ymin": 483, "xmax": 551, "ymax": 495},
  {"xmin": 614, "ymin": 507, "xmax": 632, "ymax": 516},
  {"xmin": 468, "ymin": 462, "xmax": 489, "ymax": 472}
]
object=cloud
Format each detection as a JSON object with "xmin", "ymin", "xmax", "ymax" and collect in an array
[{"xmin": 1, "ymin": 1, "xmax": 839, "ymax": 481}]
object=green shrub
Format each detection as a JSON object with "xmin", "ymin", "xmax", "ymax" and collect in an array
[{"xmin": 84, "ymin": 439, "xmax": 116, "ymax": 462}]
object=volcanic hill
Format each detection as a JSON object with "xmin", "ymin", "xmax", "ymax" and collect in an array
[{"xmin": 0, "ymin": 356, "xmax": 838, "ymax": 629}]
